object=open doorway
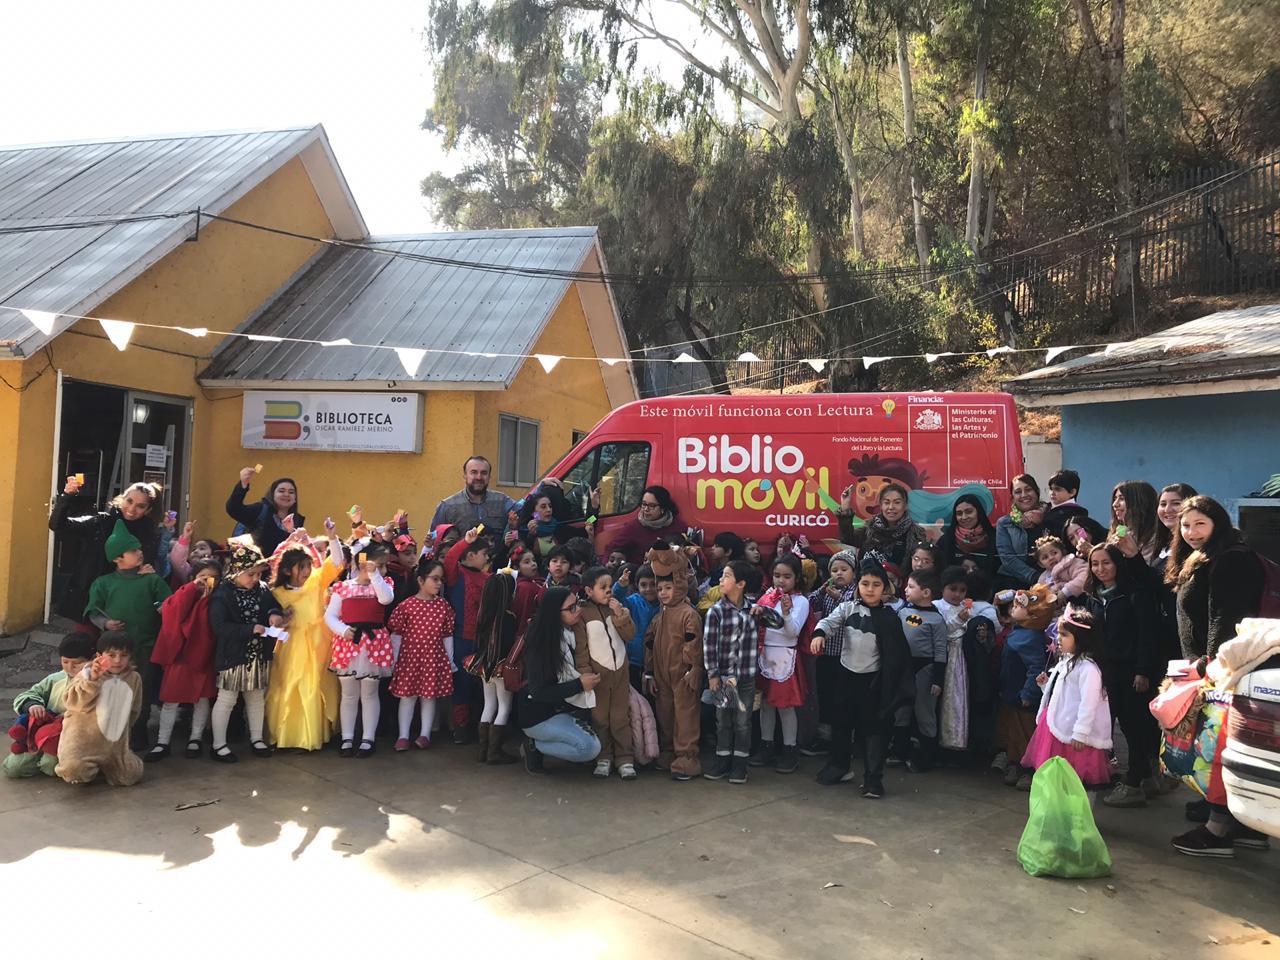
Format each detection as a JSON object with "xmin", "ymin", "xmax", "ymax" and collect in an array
[{"xmin": 51, "ymin": 380, "xmax": 191, "ymax": 605}]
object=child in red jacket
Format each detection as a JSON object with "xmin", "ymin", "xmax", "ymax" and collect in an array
[{"xmin": 443, "ymin": 526, "xmax": 491, "ymax": 744}]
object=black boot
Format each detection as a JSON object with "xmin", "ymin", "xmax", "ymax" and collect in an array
[
  {"xmin": 748, "ymin": 739, "xmax": 777, "ymax": 767},
  {"xmin": 885, "ymin": 726, "xmax": 910, "ymax": 767},
  {"xmin": 775, "ymin": 744, "xmax": 799, "ymax": 774},
  {"xmin": 907, "ymin": 736, "xmax": 936, "ymax": 773}
]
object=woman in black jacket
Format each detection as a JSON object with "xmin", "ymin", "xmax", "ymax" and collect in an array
[
  {"xmin": 1164, "ymin": 495, "xmax": 1267, "ymax": 857},
  {"xmin": 1079, "ymin": 543, "xmax": 1162, "ymax": 809},
  {"xmin": 49, "ymin": 477, "xmax": 161, "ymax": 623},
  {"xmin": 517, "ymin": 586, "xmax": 602, "ymax": 773},
  {"xmin": 936, "ymin": 493, "xmax": 1000, "ymax": 580},
  {"xmin": 225, "ymin": 466, "xmax": 302, "ymax": 556}
]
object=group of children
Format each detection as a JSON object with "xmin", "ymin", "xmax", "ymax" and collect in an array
[{"xmin": 6, "ymin": 468, "xmax": 1132, "ymax": 809}]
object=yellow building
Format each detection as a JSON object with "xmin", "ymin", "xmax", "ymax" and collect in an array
[{"xmin": 0, "ymin": 126, "xmax": 636, "ymax": 634}]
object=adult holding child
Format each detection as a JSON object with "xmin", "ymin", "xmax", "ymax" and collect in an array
[
  {"xmin": 226, "ymin": 465, "xmax": 303, "ymax": 557},
  {"xmin": 49, "ymin": 475, "xmax": 162, "ymax": 626},
  {"xmin": 995, "ymin": 474, "xmax": 1046, "ymax": 589}
]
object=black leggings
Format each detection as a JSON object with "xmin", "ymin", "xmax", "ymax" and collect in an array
[
  {"xmin": 830, "ymin": 669, "xmax": 887, "ymax": 784},
  {"xmin": 1106, "ymin": 670, "xmax": 1159, "ymax": 787}
]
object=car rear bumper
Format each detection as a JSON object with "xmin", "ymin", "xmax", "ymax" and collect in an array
[{"xmin": 1222, "ymin": 742, "xmax": 1280, "ymax": 839}]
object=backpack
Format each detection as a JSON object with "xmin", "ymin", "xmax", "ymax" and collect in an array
[
  {"xmin": 232, "ymin": 501, "xmax": 270, "ymax": 539},
  {"xmin": 1257, "ymin": 551, "xmax": 1280, "ymax": 618}
]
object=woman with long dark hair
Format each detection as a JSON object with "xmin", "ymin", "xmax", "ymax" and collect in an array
[
  {"xmin": 1108, "ymin": 480, "xmax": 1161, "ymax": 569},
  {"xmin": 1165, "ymin": 495, "xmax": 1268, "ymax": 857},
  {"xmin": 225, "ymin": 466, "xmax": 303, "ymax": 556},
  {"xmin": 1155, "ymin": 483, "xmax": 1197, "ymax": 565},
  {"xmin": 996, "ymin": 474, "xmax": 1047, "ymax": 588},
  {"xmin": 1079, "ymin": 543, "xmax": 1161, "ymax": 809},
  {"xmin": 517, "ymin": 587, "xmax": 602, "ymax": 772},
  {"xmin": 936, "ymin": 493, "xmax": 1000, "ymax": 579}
]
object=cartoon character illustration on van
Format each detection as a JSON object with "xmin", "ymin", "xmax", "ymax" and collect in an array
[{"xmin": 846, "ymin": 454, "xmax": 995, "ymax": 526}]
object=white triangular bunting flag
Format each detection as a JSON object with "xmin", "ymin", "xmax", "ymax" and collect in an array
[
  {"xmin": 321, "ymin": 337, "xmax": 353, "ymax": 347},
  {"xmin": 985, "ymin": 346, "xmax": 1013, "ymax": 358},
  {"xmin": 862, "ymin": 356, "xmax": 889, "ymax": 368},
  {"xmin": 20, "ymin": 309, "xmax": 57, "ymax": 335},
  {"xmin": 178, "ymin": 326, "xmax": 208, "ymax": 338},
  {"xmin": 602, "ymin": 358, "xmax": 624, "ymax": 366},
  {"xmin": 1045, "ymin": 346, "xmax": 1073, "ymax": 364},
  {"xmin": 924, "ymin": 353, "xmax": 942, "ymax": 363},
  {"xmin": 673, "ymin": 352, "xmax": 697, "ymax": 363},
  {"xmin": 736, "ymin": 352, "xmax": 762, "ymax": 363},
  {"xmin": 535, "ymin": 354, "xmax": 561, "ymax": 373},
  {"xmin": 99, "ymin": 319, "xmax": 134, "ymax": 351},
  {"xmin": 395, "ymin": 347, "xmax": 427, "ymax": 377},
  {"xmin": 805, "ymin": 359, "xmax": 827, "ymax": 373},
  {"xmin": 247, "ymin": 334, "xmax": 284, "ymax": 343}
]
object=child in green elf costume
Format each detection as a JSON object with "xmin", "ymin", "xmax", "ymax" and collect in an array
[{"xmin": 85, "ymin": 520, "xmax": 172, "ymax": 748}]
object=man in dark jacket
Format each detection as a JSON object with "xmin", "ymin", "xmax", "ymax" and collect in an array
[{"xmin": 430, "ymin": 456, "xmax": 517, "ymax": 533}]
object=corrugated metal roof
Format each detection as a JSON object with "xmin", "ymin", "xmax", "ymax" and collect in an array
[
  {"xmin": 0, "ymin": 126, "xmax": 364, "ymax": 356},
  {"xmin": 1005, "ymin": 302, "xmax": 1280, "ymax": 397},
  {"xmin": 198, "ymin": 229, "xmax": 602, "ymax": 387}
]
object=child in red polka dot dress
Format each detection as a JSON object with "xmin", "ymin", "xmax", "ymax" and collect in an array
[
  {"xmin": 325, "ymin": 544, "xmax": 396, "ymax": 758},
  {"xmin": 387, "ymin": 559, "xmax": 456, "ymax": 751}
]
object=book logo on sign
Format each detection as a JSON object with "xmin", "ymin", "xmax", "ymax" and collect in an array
[
  {"xmin": 262, "ymin": 399, "xmax": 310, "ymax": 441},
  {"xmin": 914, "ymin": 409, "xmax": 943, "ymax": 431}
]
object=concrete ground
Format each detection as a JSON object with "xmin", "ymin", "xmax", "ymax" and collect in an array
[{"xmin": 2, "ymin": 628, "xmax": 1278, "ymax": 958}]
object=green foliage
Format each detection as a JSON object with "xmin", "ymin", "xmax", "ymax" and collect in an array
[{"xmin": 421, "ymin": 0, "xmax": 1279, "ymax": 393}]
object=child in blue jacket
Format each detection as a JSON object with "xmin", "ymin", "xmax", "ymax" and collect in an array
[
  {"xmin": 995, "ymin": 584, "xmax": 1054, "ymax": 790},
  {"xmin": 614, "ymin": 563, "xmax": 659, "ymax": 690}
]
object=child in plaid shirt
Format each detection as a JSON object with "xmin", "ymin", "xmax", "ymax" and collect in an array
[{"xmin": 703, "ymin": 560, "xmax": 783, "ymax": 785}]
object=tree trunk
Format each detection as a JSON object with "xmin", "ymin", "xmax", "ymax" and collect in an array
[
  {"xmin": 829, "ymin": 91, "xmax": 866, "ymax": 258},
  {"xmin": 897, "ymin": 25, "xmax": 932, "ymax": 280},
  {"xmin": 1070, "ymin": 0, "xmax": 1137, "ymax": 323},
  {"xmin": 965, "ymin": 0, "xmax": 991, "ymax": 254}
]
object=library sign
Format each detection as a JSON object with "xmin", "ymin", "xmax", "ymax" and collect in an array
[{"xmin": 241, "ymin": 391, "xmax": 423, "ymax": 453}]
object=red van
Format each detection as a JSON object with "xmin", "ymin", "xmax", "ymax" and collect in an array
[{"xmin": 544, "ymin": 392, "xmax": 1023, "ymax": 557}]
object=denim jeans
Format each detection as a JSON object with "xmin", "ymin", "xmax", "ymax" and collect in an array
[
  {"xmin": 714, "ymin": 677, "xmax": 754, "ymax": 757},
  {"xmin": 523, "ymin": 713, "xmax": 601, "ymax": 763}
]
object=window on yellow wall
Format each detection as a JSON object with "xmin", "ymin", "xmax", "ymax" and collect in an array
[{"xmin": 499, "ymin": 413, "xmax": 540, "ymax": 486}]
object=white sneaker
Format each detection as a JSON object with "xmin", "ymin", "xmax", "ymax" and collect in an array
[
  {"xmin": 990, "ymin": 751, "xmax": 1009, "ymax": 773},
  {"xmin": 593, "ymin": 759, "xmax": 612, "ymax": 778},
  {"xmin": 618, "ymin": 763, "xmax": 637, "ymax": 780}
]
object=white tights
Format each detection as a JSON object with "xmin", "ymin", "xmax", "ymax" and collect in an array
[
  {"xmin": 339, "ymin": 676, "xmax": 381, "ymax": 744},
  {"xmin": 157, "ymin": 698, "xmax": 211, "ymax": 746},
  {"xmin": 211, "ymin": 688, "xmax": 265, "ymax": 749},
  {"xmin": 760, "ymin": 704, "xmax": 798, "ymax": 747},
  {"xmin": 396, "ymin": 696, "xmax": 441, "ymax": 740},
  {"xmin": 481, "ymin": 678, "xmax": 513, "ymax": 725}
]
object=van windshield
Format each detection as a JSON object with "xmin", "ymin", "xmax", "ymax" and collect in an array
[{"xmin": 560, "ymin": 442, "xmax": 651, "ymax": 518}]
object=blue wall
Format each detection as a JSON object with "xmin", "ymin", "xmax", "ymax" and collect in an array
[{"xmin": 1059, "ymin": 390, "xmax": 1280, "ymax": 519}]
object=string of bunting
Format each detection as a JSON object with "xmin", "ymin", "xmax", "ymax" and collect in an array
[{"xmin": 6, "ymin": 302, "xmax": 1135, "ymax": 377}]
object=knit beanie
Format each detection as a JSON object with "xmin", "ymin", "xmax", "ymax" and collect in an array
[
  {"xmin": 829, "ymin": 549, "xmax": 858, "ymax": 573},
  {"xmin": 104, "ymin": 520, "xmax": 142, "ymax": 561}
]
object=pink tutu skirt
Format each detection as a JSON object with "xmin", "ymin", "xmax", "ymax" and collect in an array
[{"xmin": 1021, "ymin": 722, "xmax": 1112, "ymax": 789}]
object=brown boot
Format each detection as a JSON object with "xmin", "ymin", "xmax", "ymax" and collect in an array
[
  {"xmin": 488, "ymin": 723, "xmax": 518, "ymax": 764},
  {"xmin": 477, "ymin": 722, "xmax": 491, "ymax": 763}
]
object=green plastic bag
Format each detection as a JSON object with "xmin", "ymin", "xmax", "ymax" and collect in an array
[{"xmin": 1017, "ymin": 756, "xmax": 1112, "ymax": 878}]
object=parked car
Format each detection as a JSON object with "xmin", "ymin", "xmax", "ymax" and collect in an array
[{"xmin": 1223, "ymin": 655, "xmax": 1280, "ymax": 839}]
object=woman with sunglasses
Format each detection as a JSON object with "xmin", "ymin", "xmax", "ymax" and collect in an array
[
  {"xmin": 604, "ymin": 485, "xmax": 682, "ymax": 564},
  {"xmin": 517, "ymin": 587, "xmax": 602, "ymax": 772}
]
